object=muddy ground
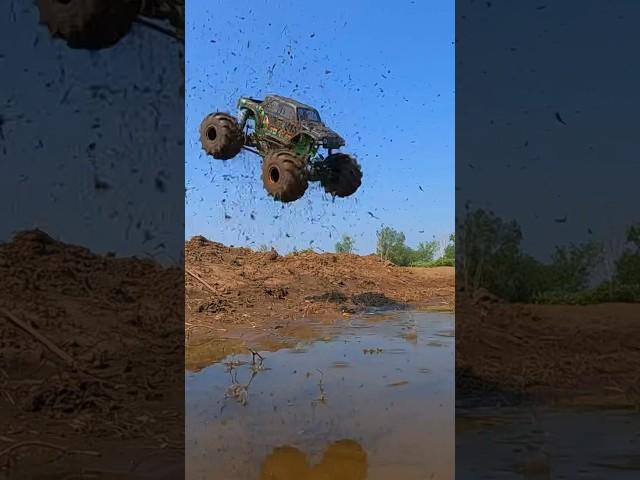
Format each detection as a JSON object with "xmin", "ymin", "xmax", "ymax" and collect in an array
[
  {"xmin": 184, "ymin": 235, "xmax": 455, "ymax": 347},
  {"xmin": 457, "ymin": 290, "xmax": 640, "ymax": 408},
  {"xmin": 0, "ymin": 230, "xmax": 184, "ymax": 478},
  {"xmin": 186, "ymin": 235, "xmax": 640, "ymax": 408},
  {"xmin": 3, "ymin": 229, "xmax": 637, "ymax": 475}
]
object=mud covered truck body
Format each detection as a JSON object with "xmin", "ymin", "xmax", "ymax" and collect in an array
[{"xmin": 200, "ymin": 95, "xmax": 362, "ymax": 203}]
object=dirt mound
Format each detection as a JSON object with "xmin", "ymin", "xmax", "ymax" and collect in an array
[
  {"xmin": 351, "ymin": 292, "xmax": 404, "ymax": 308},
  {"xmin": 456, "ymin": 293, "xmax": 640, "ymax": 406},
  {"xmin": 0, "ymin": 230, "xmax": 183, "ymax": 476},
  {"xmin": 185, "ymin": 236, "xmax": 454, "ymax": 341}
]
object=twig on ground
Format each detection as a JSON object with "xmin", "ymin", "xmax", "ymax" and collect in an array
[
  {"xmin": 186, "ymin": 269, "xmax": 218, "ymax": 295},
  {"xmin": 247, "ymin": 348, "xmax": 264, "ymax": 365},
  {"xmin": 0, "ymin": 308, "xmax": 75, "ymax": 367},
  {"xmin": 0, "ymin": 308, "xmax": 120, "ymax": 388},
  {"xmin": 0, "ymin": 440, "xmax": 101, "ymax": 463},
  {"xmin": 0, "ymin": 389, "xmax": 15, "ymax": 406}
]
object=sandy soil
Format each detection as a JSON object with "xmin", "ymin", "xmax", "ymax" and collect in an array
[
  {"xmin": 0, "ymin": 230, "xmax": 184, "ymax": 478},
  {"xmin": 4, "ymin": 227, "xmax": 635, "ymax": 477},
  {"xmin": 457, "ymin": 290, "xmax": 640, "ymax": 407},
  {"xmin": 184, "ymin": 235, "xmax": 455, "ymax": 345},
  {"xmin": 185, "ymin": 236, "xmax": 640, "ymax": 408}
]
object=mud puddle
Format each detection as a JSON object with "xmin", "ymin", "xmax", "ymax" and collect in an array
[
  {"xmin": 186, "ymin": 311, "xmax": 454, "ymax": 479},
  {"xmin": 457, "ymin": 407, "xmax": 640, "ymax": 478}
]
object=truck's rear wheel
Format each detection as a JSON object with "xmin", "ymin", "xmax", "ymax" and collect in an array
[
  {"xmin": 199, "ymin": 113, "xmax": 244, "ymax": 160},
  {"xmin": 262, "ymin": 150, "xmax": 308, "ymax": 203},
  {"xmin": 320, "ymin": 153, "xmax": 362, "ymax": 198},
  {"xmin": 37, "ymin": 0, "xmax": 141, "ymax": 49}
]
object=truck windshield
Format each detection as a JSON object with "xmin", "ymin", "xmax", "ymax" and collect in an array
[{"xmin": 298, "ymin": 108, "xmax": 321, "ymax": 122}]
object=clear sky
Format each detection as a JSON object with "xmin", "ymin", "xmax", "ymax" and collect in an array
[
  {"xmin": 456, "ymin": 1, "xmax": 640, "ymax": 263},
  {"xmin": 185, "ymin": 0, "xmax": 455, "ymax": 254},
  {"xmin": 1, "ymin": 1, "xmax": 183, "ymax": 264}
]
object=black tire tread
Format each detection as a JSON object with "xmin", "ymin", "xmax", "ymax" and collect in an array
[
  {"xmin": 37, "ymin": 0, "xmax": 141, "ymax": 49},
  {"xmin": 199, "ymin": 112, "xmax": 244, "ymax": 160},
  {"xmin": 321, "ymin": 153, "xmax": 363, "ymax": 198},
  {"xmin": 261, "ymin": 149, "xmax": 308, "ymax": 203}
]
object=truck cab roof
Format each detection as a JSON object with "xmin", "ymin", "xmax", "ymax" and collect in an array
[{"xmin": 264, "ymin": 94, "xmax": 316, "ymax": 112}]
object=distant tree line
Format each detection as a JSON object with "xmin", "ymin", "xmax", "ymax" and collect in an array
[
  {"xmin": 334, "ymin": 229, "xmax": 455, "ymax": 267},
  {"xmin": 375, "ymin": 227, "xmax": 454, "ymax": 267},
  {"xmin": 457, "ymin": 208, "xmax": 640, "ymax": 304}
]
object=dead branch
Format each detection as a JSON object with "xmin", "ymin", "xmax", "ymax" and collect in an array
[
  {"xmin": 0, "ymin": 308, "xmax": 121, "ymax": 388},
  {"xmin": 247, "ymin": 348, "xmax": 264, "ymax": 365},
  {"xmin": 186, "ymin": 268, "xmax": 218, "ymax": 295},
  {"xmin": 0, "ymin": 440, "xmax": 100, "ymax": 461},
  {"xmin": 0, "ymin": 308, "xmax": 75, "ymax": 367}
]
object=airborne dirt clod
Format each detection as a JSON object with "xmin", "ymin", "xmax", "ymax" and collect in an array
[{"xmin": 185, "ymin": 235, "xmax": 454, "ymax": 345}]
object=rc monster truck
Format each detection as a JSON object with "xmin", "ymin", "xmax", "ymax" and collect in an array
[{"xmin": 199, "ymin": 95, "xmax": 363, "ymax": 203}]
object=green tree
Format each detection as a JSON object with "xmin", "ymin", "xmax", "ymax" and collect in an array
[
  {"xmin": 458, "ymin": 209, "xmax": 524, "ymax": 295},
  {"xmin": 458, "ymin": 209, "xmax": 610, "ymax": 302},
  {"xmin": 615, "ymin": 223, "xmax": 640, "ymax": 285},
  {"xmin": 335, "ymin": 235, "xmax": 356, "ymax": 253},
  {"xmin": 442, "ymin": 233, "xmax": 455, "ymax": 264},
  {"xmin": 426, "ymin": 233, "xmax": 455, "ymax": 266},
  {"xmin": 414, "ymin": 239, "xmax": 440, "ymax": 264},
  {"xmin": 376, "ymin": 227, "xmax": 413, "ymax": 265},
  {"xmin": 548, "ymin": 242, "xmax": 603, "ymax": 292}
]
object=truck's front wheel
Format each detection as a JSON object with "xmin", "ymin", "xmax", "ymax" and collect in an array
[
  {"xmin": 262, "ymin": 150, "xmax": 308, "ymax": 203},
  {"xmin": 320, "ymin": 153, "xmax": 362, "ymax": 198},
  {"xmin": 37, "ymin": 0, "xmax": 141, "ymax": 49},
  {"xmin": 199, "ymin": 113, "xmax": 244, "ymax": 160}
]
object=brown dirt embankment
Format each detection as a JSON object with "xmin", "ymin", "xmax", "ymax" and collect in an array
[
  {"xmin": 0, "ymin": 230, "xmax": 183, "ymax": 477},
  {"xmin": 185, "ymin": 235, "xmax": 454, "ymax": 342},
  {"xmin": 457, "ymin": 290, "xmax": 640, "ymax": 407}
]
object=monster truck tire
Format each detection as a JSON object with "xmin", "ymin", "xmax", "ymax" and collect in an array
[
  {"xmin": 320, "ymin": 153, "xmax": 363, "ymax": 198},
  {"xmin": 262, "ymin": 149, "xmax": 308, "ymax": 203},
  {"xmin": 37, "ymin": 0, "xmax": 141, "ymax": 49},
  {"xmin": 199, "ymin": 113, "xmax": 244, "ymax": 160}
]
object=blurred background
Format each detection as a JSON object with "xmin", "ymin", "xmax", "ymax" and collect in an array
[{"xmin": 0, "ymin": 0, "xmax": 183, "ymax": 263}]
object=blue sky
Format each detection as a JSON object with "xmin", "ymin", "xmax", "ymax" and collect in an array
[
  {"xmin": 1, "ymin": 1, "xmax": 183, "ymax": 263},
  {"xmin": 456, "ymin": 1, "xmax": 640, "ymax": 263},
  {"xmin": 185, "ymin": 0, "xmax": 455, "ymax": 254}
]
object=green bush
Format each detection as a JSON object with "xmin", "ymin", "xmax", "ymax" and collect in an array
[
  {"xmin": 428, "ymin": 257, "xmax": 455, "ymax": 267},
  {"xmin": 289, "ymin": 247, "xmax": 315, "ymax": 255},
  {"xmin": 377, "ymin": 227, "xmax": 455, "ymax": 267},
  {"xmin": 534, "ymin": 283, "xmax": 640, "ymax": 305},
  {"xmin": 458, "ymin": 209, "xmax": 640, "ymax": 304},
  {"xmin": 376, "ymin": 227, "xmax": 410, "ymax": 265},
  {"xmin": 335, "ymin": 235, "xmax": 356, "ymax": 254}
]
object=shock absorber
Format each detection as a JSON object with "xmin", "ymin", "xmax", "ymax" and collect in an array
[{"xmin": 238, "ymin": 109, "xmax": 249, "ymax": 130}]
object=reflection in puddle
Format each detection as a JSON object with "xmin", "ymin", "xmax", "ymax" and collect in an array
[
  {"xmin": 457, "ymin": 407, "xmax": 640, "ymax": 478},
  {"xmin": 186, "ymin": 312, "xmax": 454, "ymax": 479},
  {"xmin": 260, "ymin": 439, "xmax": 367, "ymax": 480}
]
